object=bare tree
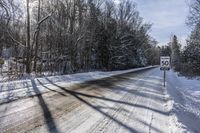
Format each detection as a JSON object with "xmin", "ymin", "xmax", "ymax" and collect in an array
[
  {"xmin": 0, "ymin": 0, "xmax": 159, "ymax": 80},
  {"xmin": 25, "ymin": 0, "xmax": 31, "ymax": 74}
]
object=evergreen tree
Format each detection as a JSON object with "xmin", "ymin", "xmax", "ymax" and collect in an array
[
  {"xmin": 171, "ymin": 35, "xmax": 181, "ymax": 71},
  {"xmin": 183, "ymin": 23, "xmax": 200, "ymax": 75}
]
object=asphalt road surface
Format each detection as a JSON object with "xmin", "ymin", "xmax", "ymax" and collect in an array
[{"xmin": 0, "ymin": 68, "xmax": 174, "ymax": 133}]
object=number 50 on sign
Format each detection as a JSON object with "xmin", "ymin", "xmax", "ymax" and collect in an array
[{"xmin": 160, "ymin": 56, "xmax": 170, "ymax": 71}]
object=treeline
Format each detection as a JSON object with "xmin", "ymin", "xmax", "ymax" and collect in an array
[
  {"xmin": 160, "ymin": 0, "xmax": 200, "ymax": 77},
  {"xmin": 161, "ymin": 34, "xmax": 199, "ymax": 77},
  {"xmin": 0, "ymin": 0, "xmax": 158, "ymax": 76}
]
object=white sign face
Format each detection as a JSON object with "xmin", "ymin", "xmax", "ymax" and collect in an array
[{"xmin": 160, "ymin": 56, "xmax": 170, "ymax": 70}]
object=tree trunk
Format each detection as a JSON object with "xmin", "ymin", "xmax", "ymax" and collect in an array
[
  {"xmin": 26, "ymin": 0, "xmax": 31, "ymax": 74},
  {"xmin": 33, "ymin": 0, "xmax": 41, "ymax": 73}
]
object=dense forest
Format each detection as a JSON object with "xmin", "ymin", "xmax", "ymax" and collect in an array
[{"xmin": 0, "ymin": 0, "xmax": 160, "ymax": 80}]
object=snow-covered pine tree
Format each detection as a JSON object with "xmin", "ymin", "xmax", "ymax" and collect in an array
[
  {"xmin": 171, "ymin": 35, "xmax": 181, "ymax": 71},
  {"xmin": 183, "ymin": 23, "xmax": 200, "ymax": 75}
]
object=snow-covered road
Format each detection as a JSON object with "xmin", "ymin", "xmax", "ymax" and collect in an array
[{"xmin": 0, "ymin": 68, "xmax": 197, "ymax": 133}]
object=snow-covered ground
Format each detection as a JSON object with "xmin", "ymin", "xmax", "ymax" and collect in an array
[
  {"xmin": 0, "ymin": 66, "xmax": 155, "ymax": 104},
  {"xmin": 166, "ymin": 70, "xmax": 200, "ymax": 133},
  {"xmin": 0, "ymin": 66, "xmax": 199, "ymax": 132},
  {"xmin": 0, "ymin": 67, "xmax": 175, "ymax": 133}
]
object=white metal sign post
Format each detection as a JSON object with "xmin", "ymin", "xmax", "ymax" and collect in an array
[{"xmin": 160, "ymin": 56, "xmax": 170, "ymax": 87}]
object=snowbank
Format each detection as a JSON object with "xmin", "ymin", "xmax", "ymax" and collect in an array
[
  {"xmin": 166, "ymin": 70, "xmax": 200, "ymax": 133},
  {"xmin": 0, "ymin": 66, "xmax": 156, "ymax": 104}
]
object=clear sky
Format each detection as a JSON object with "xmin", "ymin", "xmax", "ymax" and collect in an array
[{"xmin": 134, "ymin": 0, "xmax": 191, "ymax": 46}]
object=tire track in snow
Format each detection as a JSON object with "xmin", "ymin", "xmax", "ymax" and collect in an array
[{"xmin": 87, "ymin": 77, "xmax": 150, "ymax": 133}]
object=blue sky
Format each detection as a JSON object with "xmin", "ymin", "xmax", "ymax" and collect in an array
[{"xmin": 134, "ymin": 0, "xmax": 191, "ymax": 46}]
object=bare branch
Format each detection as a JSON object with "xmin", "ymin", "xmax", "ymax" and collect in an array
[{"xmin": 7, "ymin": 30, "xmax": 26, "ymax": 48}]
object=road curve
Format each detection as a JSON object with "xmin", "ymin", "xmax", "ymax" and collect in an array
[{"xmin": 0, "ymin": 68, "xmax": 173, "ymax": 133}]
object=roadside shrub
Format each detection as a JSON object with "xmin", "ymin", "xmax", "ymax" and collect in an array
[{"xmin": 180, "ymin": 62, "xmax": 200, "ymax": 77}]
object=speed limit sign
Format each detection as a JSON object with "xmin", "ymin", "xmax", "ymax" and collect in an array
[
  {"xmin": 160, "ymin": 56, "xmax": 170, "ymax": 71},
  {"xmin": 160, "ymin": 56, "xmax": 170, "ymax": 87}
]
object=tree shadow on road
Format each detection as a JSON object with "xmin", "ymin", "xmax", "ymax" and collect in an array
[
  {"xmin": 37, "ymin": 75, "xmax": 169, "ymax": 133},
  {"xmin": 31, "ymin": 79, "xmax": 59, "ymax": 133},
  {"xmin": 40, "ymin": 79, "xmax": 139, "ymax": 133},
  {"xmin": 46, "ymin": 78, "xmax": 169, "ymax": 116},
  {"xmin": 73, "ymin": 74, "xmax": 166, "ymax": 104}
]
